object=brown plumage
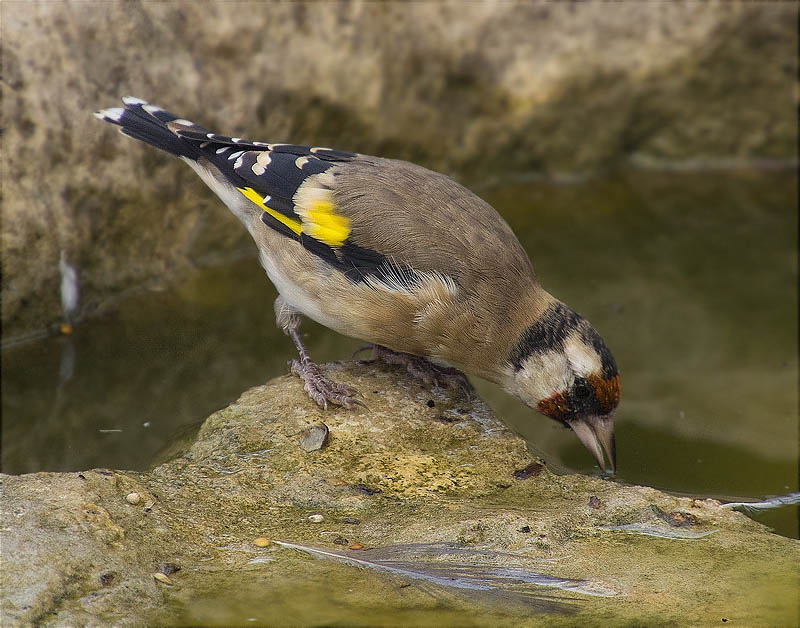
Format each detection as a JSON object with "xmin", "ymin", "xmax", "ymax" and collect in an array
[{"xmin": 95, "ymin": 97, "xmax": 621, "ymax": 472}]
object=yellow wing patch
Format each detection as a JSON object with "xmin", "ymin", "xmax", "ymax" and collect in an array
[
  {"xmin": 237, "ymin": 186, "xmax": 351, "ymax": 247},
  {"xmin": 304, "ymin": 198, "xmax": 350, "ymax": 247},
  {"xmin": 238, "ymin": 187, "xmax": 302, "ymax": 235}
]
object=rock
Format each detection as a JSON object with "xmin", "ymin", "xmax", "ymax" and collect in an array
[
  {"xmin": 298, "ymin": 423, "xmax": 329, "ymax": 453},
  {"xmin": 125, "ymin": 492, "xmax": 141, "ymax": 505},
  {"xmin": 1, "ymin": 362, "xmax": 798, "ymax": 626},
  {"xmin": 2, "ymin": 3, "xmax": 796, "ymax": 337}
]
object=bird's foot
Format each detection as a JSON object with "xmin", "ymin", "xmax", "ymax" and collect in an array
[
  {"xmin": 290, "ymin": 358, "xmax": 363, "ymax": 410},
  {"xmin": 370, "ymin": 345, "xmax": 473, "ymax": 395}
]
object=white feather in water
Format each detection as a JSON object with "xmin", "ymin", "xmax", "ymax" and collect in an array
[
  {"xmin": 270, "ymin": 540, "xmax": 617, "ymax": 605},
  {"xmin": 721, "ymin": 492, "xmax": 800, "ymax": 513}
]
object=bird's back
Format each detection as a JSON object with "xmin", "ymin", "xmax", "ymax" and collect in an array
[{"xmin": 334, "ymin": 157, "xmax": 536, "ymax": 294}]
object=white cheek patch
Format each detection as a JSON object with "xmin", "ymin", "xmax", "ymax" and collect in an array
[
  {"xmin": 504, "ymin": 351, "xmax": 572, "ymax": 407},
  {"xmin": 564, "ymin": 336, "xmax": 602, "ymax": 378}
]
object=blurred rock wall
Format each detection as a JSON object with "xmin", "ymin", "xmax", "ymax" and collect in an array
[{"xmin": 2, "ymin": 1, "xmax": 797, "ymax": 337}]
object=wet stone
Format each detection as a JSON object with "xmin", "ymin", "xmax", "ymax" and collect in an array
[{"xmin": 2, "ymin": 363, "xmax": 797, "ymax": 626}]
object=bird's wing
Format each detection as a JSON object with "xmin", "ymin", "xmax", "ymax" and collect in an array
[
  {"xmin": 98, "ymin": 98, "xmax": 532, "ymax": 292},
  {"xmin": 218, "ymin": 145, "xmax": 533, "ymax": 292}
]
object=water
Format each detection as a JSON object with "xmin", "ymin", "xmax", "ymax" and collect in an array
[{"xmin": 2, "ymin": 169, "xmax": 797, "ymax": 538}]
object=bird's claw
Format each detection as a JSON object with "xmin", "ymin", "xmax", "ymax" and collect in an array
[
  {"xmin": 372, "ymin": 346, "xmax": 473, "ymax": 396},
  {"xmin": 290, "ymin": 359, "xmax": 364, "ymax": 410}
]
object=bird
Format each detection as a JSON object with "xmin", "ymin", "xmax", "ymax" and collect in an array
[{"xmin": 94, "ymin": 97, "xmax": 621, "ymax": 472}]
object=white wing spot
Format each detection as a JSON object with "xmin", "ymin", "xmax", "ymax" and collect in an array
[
  {"xmin": 268, "ymin": 143, "xmax": 286, "ymax": 150},
  {"xmin": 143, "ymin": 104, "xmax": 164, "ymax": 114},
  {"xmin": 231, "ymin": 137, "xmax": 242, "ymax": 143},
  {"xmin": 172, "ymin": 118, "xmax": 194, "ymax": 126},
  {"xmin": 216, "ymin": 146, "xmax": 230, "ymax": 155},
  {"xmin": 310, "ymin": 146, "xmax": 333, "ymax": 154},
  {"xmin": 206, "ymin": 133, "xmax": 216, "ymax": 139},
  {"xmin": 252, "ymin": 141, "xmax": 267, "ymax": 147},
  {"xmin": 256, "ymin": 152, "xmax": 272, "ymax": 167},
  {"xmin": 199, "ymin": 141, "xmax": 210, "ymax": 149},
  {"xmin": 263, "ymin": 195, "xmax": 271, "ymax": 204},
  {"xmin": 295, "ymin": 156, "xmax": 310, "ymax": 169},
  {"xmin": 122, "ymin": 96, "xmax": 147, "ymax": 105},
  {"xmin": 252, "ymin": 163, "xmax": 265, "ymax": 176},
  {"xmin": 234, "ymin": 156, "xmax": 244, "ymax": 169},
  {"xmin": 96, "ymin": 108, "xmax": 123, "ymax": 121},
  {"xmin": 228, "ymin": 150, "xmax": 245, "ymax": 161}
]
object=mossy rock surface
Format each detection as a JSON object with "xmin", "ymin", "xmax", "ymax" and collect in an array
[{"xmin": 2, "ymin": 362, "xmax": 798, "ymax": 626}]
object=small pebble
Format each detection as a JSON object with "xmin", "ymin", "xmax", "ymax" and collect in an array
[
  {"xmin": 513, "ymin": 462, "xmax": 544, "ymax": 480},
  {"xmin": 426, "ymin": 399, "xmax": 435, "ymax": 408},
  {"xmin": 352, "ymin": 484, "xmax": 381, "ymax": 496},
  {"xmin": 349, "ymin": 542, "xmax": 364, "ymax": 550},
  {"xmin": 299, "ymin": 423, "xmax": 329, "ymax": 452},
  {"xmin": 99, "ymin": 572, "xmax": 114, "ymax": 586},
  {"xmin": 333, "ymin": 536, "xmax": 348, "ymax": 545},
  {"xmin": 253, "ymin": 537, "xmax": 271, "ymax": 547},
  {"xmin": 143, "ymin": 501, "xmax": 155, "ymax": 512},
  {"xmin": 153, "ymin": 572, "xmax": 172, "ymax": 585},
  {"xmin": 125, "ymin": 492, "xmax": 141, "ymax": 505},
  {"xmin": 666, "ymin": 511, "xmax": 698, "ymax": 527},
  {"xmin": 588, "ymin": 496, "xmax": 601, "ymax": 509},
  {"xmin": 160, "ymin": 563, "xmax": 181, "ymax": 575},
  {"xmin": 343, "ymin": 517, "xmax": 361, "ymax": 525},
  {"xmin": 519, "ymin": 525, "xmax": 531, "ymax": 533},
  {"xmin": 308, "ymin": 514, "xmax": 324, "ymax": 523}
]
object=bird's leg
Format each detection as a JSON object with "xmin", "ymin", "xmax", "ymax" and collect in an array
[
  {"xmin": 275, "ymin": 296, "xmax": 362, "ymax": 410},
  {"xmin": 370, "ymin": 345, "xmax": 473, "ymax": 394}
]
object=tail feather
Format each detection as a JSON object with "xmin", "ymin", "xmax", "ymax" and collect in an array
[{"xmin": 94, "ymin": 96, "xmax": 203, "ymax": 159}]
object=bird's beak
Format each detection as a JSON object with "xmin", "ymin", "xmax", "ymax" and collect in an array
[{"xmin": 569, "ymin": 415, "xmax": 616, "ymax": 473}]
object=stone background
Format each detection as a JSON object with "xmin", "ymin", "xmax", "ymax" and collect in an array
[{"xmin": 2, "ymin": 1, "xmax": 797, "ymax": 338}]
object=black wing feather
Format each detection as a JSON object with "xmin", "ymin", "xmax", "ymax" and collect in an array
[{"xmin": 97, "ymin": 98, "xmax": 424, "ymax": 288}]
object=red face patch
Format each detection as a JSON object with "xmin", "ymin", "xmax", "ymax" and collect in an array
[
  {"xmin": 536, "ymin": 391, "xmax": 570, "ymax": 419},
  {"xmin": 588, "ymin": 374, "xmax": 621, "ymax": 415},
  {"xmin": 536, "ymin": 374, "xmax": 621, "ymax": 422}
]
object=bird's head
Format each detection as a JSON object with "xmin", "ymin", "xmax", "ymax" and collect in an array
[{"xmin": 504, "ymin": 301, "xmax": 621, "ymax": 472}]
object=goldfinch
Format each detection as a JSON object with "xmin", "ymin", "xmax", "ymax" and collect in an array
[{"xmin": 95, "ymin": 97, "xmax": 621, "ymax": 471}]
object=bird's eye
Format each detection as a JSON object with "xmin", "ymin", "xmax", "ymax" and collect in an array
[{"xmin": 573, "ymin": 379, "xmax": 591, "ymax": 399}]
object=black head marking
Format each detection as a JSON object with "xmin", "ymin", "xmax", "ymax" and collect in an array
[
  {"xmin": 509, "ymin": 302, "xmax": 582, "ymax": 370},
  {"xmin": 509, "ymin": 302, "xmax": 618, "ymax": 378}
]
